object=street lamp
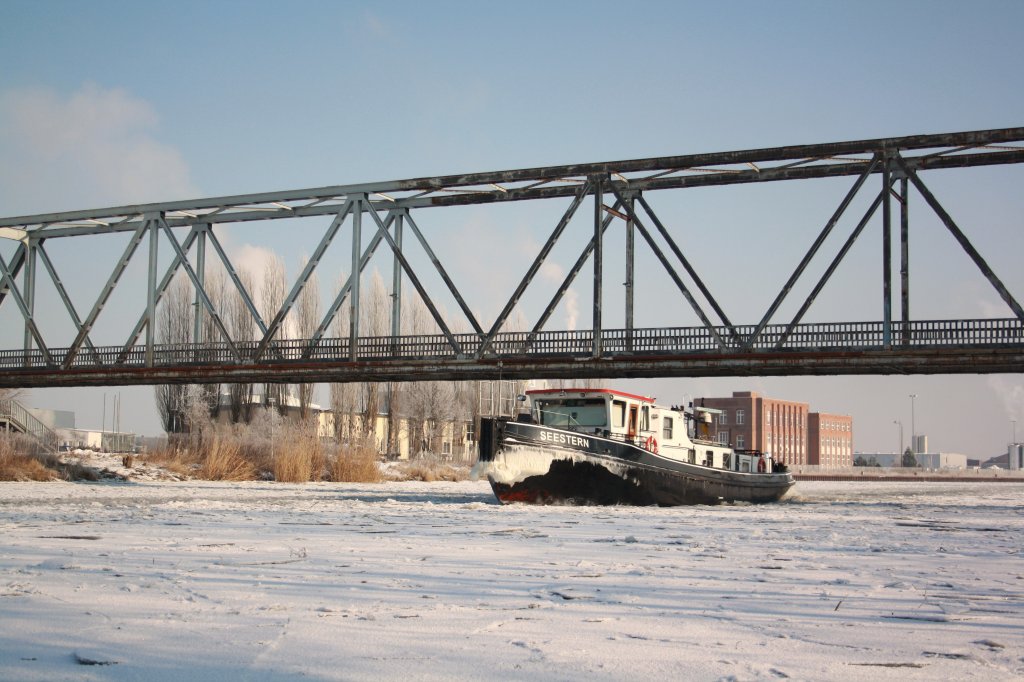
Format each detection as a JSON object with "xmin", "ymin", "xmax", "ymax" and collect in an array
[
  {"xmin": 909, "ymin": 393, "xmax": 918, "ymax": 455},
  {"xmin": 893, "ymin": 419, "xmax": 903, "ymax": 457},
  {"xmin": 268, "ymin": 396, "xmax": 277, "ymax": 461},
  {"xmin": 1013, "ymin": 418, "xmax": 1018, "ymax": 446}
]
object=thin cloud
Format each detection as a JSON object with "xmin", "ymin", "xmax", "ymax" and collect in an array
[
  {"xmin": 0, "ymin": 83, "xmax": 198, "ymax": 213},
  {"xmin": 361, "ymin": 10, "xmax": 390, "ymax": 39}
]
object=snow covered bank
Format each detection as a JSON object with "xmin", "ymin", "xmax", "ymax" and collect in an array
[{"xmin": 0, "ymin": 480, "xmax": 1021, "ymax": 680}]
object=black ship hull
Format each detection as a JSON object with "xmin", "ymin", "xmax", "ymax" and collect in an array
[{"xmin": 476, "ymin": 418, "xmax": 794, "ymax": 506}]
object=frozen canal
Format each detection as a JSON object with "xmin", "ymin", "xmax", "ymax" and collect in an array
[{"xmin": 0, "ymin": 479, "xmax": 1021, "ymax": 681}]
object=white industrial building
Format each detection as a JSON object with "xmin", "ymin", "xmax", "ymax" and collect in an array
[
  {"xmin": 855, "ymin": 451, "xmax": 968, "ymax": 470},
  {"xmin": 1008, "ymin": 444, "xmax": 1023, "ymax": 470}
]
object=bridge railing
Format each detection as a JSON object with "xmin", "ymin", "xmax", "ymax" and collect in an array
[{"xmin": 1, "ymin": 318, "xmax": 1023, "ymax": 370}]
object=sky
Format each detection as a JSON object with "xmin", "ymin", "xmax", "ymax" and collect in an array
[{"xmin": 1, "ymin": 0, "xmax": 1023, "ymax": 458}]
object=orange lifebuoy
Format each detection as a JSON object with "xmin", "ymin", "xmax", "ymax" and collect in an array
[{"xmin": 644, "ymin": 436, "xmax": 659, "ymax": 454}]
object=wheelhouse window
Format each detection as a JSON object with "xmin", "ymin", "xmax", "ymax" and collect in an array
[
  {"xmin": 612, "ymin": 400, "xmax": 626, "ymax": 428},
  {"xmin": 536, "ymin": 399, "xmax": 608, "ymax": 429},
  {"xmin": 663, "ymin": 416, "xmax": 673, "ymax": 440}
]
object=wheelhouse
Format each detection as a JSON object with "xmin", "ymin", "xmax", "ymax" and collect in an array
[
  {"xmin": 524, "ymin": 387, "xmax": 776, "ymax": 474},
  {"xmin": 527, "ymin": 388, "xmax": 655, "ymax": 441}
]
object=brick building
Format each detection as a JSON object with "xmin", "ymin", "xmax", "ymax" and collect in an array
[
  {"xmin": 808, "ymin": 412, "xmax": 853, "ymax": 467},
  {"xmin": 698, "ymin": 391, "xmax": 853, "ymax": 468}
]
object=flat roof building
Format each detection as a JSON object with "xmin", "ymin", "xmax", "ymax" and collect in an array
[
  {"xmin": 809, "ymin": 412, "xmax": 853, "ymax": 467},
  {"xmin": 699, "ymin": 392, "xmax": 854, "ymax": 468}
]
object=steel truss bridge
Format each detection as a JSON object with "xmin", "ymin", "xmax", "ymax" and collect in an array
[{"xmin": 1, "ymin": 127, "xmax": 1023, "ymax": 388}]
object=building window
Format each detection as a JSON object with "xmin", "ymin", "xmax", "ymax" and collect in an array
[
  {"xmin": 663, "ymin": 416, "xmax": 674, "ymax": 440},
  {"xmin": 736, "ymin": 409, "xmax": 745, "ymax": 425},
  {"xmin": 466, "ymin": 421, "xmax": 475, "ymax": 442},
  {"xmin": 719, "ymin": 411, "xmax": 728, "ymax": 425},
  {"xmin": 736, "ymin": 435, "xmax": 745, "ymax": 450},
  {"xmin": 442, "ymin": 441, "xmax": 451, "ymax": 455},
  {"xmin": 717, "ymin": 431, "xmax": 728, "ymax": 445}
]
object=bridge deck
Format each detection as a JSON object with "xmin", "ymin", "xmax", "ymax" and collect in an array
[{"xmin": 2, "ymin": 318, "xmax": 1022, "ymax": 387}]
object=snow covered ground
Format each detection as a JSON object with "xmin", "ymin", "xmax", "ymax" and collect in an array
[{"xmin": 0, "ymin": 479, "xmax": 1021, "ymax": 681}]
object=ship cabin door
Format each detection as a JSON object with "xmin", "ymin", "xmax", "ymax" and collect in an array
[{"xmin": 627, "ymin": 405, "xmax": 639, "ymax": 442}]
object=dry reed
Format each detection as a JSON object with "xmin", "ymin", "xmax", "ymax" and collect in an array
[
  {"xmin": 329, "ymin": 436, "xmax": 383, "ymax": 483},
  {"xmin": 389, "ymin": 454, "xmax": 470, "ymax": 482},
  {"xmin": 198, "ymin": 431, "xmax": 256, "ymax": 481},
  {"xmin": 269, "ymin": 422, "xmax": 325, "ymax": 482},
  {"xmin": 0, "ymin": 434, "xmax": 55, "ymax": 481}
]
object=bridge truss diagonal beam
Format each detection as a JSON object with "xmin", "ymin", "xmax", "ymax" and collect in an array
[
  {"xmin": 774, "ymin": 182, "xmax": 890, "ymax": 349},
  {"xmin": 63, "ymin": 221, "xmax": 149, "ymax": 369},
  {"xmin": 608, "ymin": 184, "xmax": 729, "ymax": 350},
  {"xmin": 636, "ymin": 195, "xmax": 736, "ymax": 337},
  {"xmin": 303, "ymin": 211, "xmax": 392, "ymax": 358},
  {"xmin": 0, "ymin": 242, "xmax": 26, "ymax": 309},
  {"xmin": 404, "ymin": 211, "xmax": 485, "ymax": 338},
  {"xmin": 117, "ymin": 226, "xmax": 202, "ymax": 363},
  {"xmin": 477, "ymin": 180, "xmax": 592, "ymax": 357},
  {"xmin": 0, "ymin": 246, "xmax": 51, "ymax": 365},
  {"xmin": 36, "ymin": 241, "xmax": 101, "ymax": 364},
  {"xmin": 747, "ymin": 155, "xmax": 881, "ymax": 349},
  {"xmin": 895, "ymin": 155, "xmax": 1024, "ymax": 322},
  {"xmin": 254, "ymin": 201, "xmax": 353, "ymax": 362},
  {"xmin": 525, "ymin": 199, "xmax": 622, "ymax": 351},
  {"xmin": 158, "ymin": 218, "xmax": 241, "ymax": 361},
  {"xmin": 363, "ymin": 198, "xmax": 464, "ymax": 356}
]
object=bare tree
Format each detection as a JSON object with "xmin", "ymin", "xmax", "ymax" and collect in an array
[
  {"xmin": 197, "ymin": 266, "xmax": 226, "ymax": 421},
  {"xmin": 329, "ymin": 272, "xmax": 356, "ymax": 442},
  {"xmin": 227, "ymin": 268, "xmax": 257, "ymax": 423},
  {"xmin": 261, "ymin": 254, "xmax": 289, "ymax": 415},
  {"xmin": 155, "ymin": 274, "xmax": 192, "ymax": 435},
  {"xmin": 293, "ymin": 258, "xmax": 321, "ymax": 420},
  {"xmin": 402, "ymin": 288, "xmax": 456, "ymax": 456},
  {"xmin": 358, "ymin": 271, "xmax": 390, "ymax": 445}
]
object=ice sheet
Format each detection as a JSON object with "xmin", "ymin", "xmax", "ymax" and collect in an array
[{"xmin": 0, "ymin": 480, "xmax": 1021, "ymax": 680}]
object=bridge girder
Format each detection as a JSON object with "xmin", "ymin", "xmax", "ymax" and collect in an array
[{"xmin": 2, "ymin": 346, "xmax": 1023, "ymax": 389}]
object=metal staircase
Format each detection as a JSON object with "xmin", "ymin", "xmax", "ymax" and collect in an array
[{"xmin": 0, "ymin": 399, "xmax": 58, "ymax": 453}]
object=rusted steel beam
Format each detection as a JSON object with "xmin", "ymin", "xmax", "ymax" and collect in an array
[
  {"xmin": 4, "ymin": 131, "xmax": 1022, "ymax": 236},
  {"xmin": 900, "ymin": 177, "xmax": 910, "ymax": 342},
  {"xmin": 3, "ymin": 347, "xmax": 1024, "ymax": 388}
]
